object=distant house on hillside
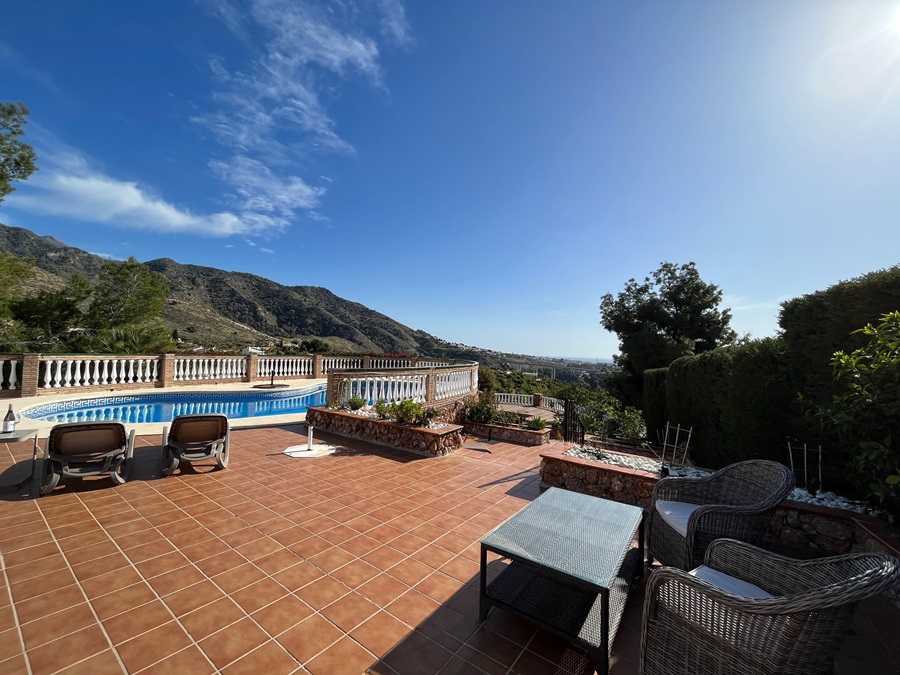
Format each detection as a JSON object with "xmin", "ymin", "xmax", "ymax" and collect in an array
[{"xmin": 240, "ymin": 346, "xmax": 267, "ymax": 356}]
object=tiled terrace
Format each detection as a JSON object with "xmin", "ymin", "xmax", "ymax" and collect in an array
[{"xmin": 0, "ymin": 427, "xmax": 897, "ymax": 674}]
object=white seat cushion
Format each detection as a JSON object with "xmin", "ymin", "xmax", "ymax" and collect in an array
[
  {"xmin": 689, "ymin": 565, "xmax": 773, "ymax": 599},
  {"xmin": 655, "ymin": 500, "xmax": 701, "ymax": 536}
]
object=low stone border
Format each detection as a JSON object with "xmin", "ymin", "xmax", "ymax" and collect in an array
[
  {"xmin": 539, "ymin": 445, "xmax": 900, "ymax": 559},
  {"xmin": 463, "ymin": 422, "xmax": 550, "ymax": 446},
  {"xmin": 306, "ymin": 407, "xmax": 464, "ymax": 457}
]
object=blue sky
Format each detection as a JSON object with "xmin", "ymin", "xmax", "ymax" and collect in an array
[{"xmin": 2, "ymin": 1, "xmax": 900, "ymax": 359}]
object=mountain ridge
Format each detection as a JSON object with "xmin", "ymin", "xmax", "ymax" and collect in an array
[{"xmin": 0, "ymin": 223, "xmax": 487, "ymax": 360}]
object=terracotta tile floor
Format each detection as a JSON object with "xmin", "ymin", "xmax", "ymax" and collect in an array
[{"xmin": 0, "ymin": 427, "xmax": 897, "ymax": 674}]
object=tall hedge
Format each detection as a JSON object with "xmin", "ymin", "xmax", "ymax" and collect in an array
[
  {"xmin": 665, "ymin": 338, "xmax": 792, "ymax": 469},
  {"xmin": 780, "ymin": 264, "xmax": 900, "ymax": 407},
  {"xmin": 642, "ymin": 367, "xmax": 668, "ymax": 444}
]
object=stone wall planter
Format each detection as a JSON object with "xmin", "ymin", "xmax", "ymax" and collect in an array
[
  {"xmin": 539, "ymin": 445, "xmax": 900, "ymax": 559},
  {"xmin": 463, "ymin": 422, "xmax": 551, "ymax": 446},
  {"xmin": 306, "ymin": 407, "xmax": 464, "ymax": 457}
]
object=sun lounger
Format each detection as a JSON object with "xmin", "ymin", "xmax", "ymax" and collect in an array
[
  {"xmin": 40, "ymin": 422, "xmax": 135, "ymax": 495},
  {"xmin": 161, "ymin": 414, "xmax": 229, "ymax": 474}
]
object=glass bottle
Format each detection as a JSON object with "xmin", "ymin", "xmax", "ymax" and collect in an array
[{"xmin": 2, "ymin": 404, "xmax": 16, "ymax": 433}]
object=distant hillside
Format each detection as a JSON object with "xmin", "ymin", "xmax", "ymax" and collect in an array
[{"xmin": 0, "ymin": 223, "xmax": 449, "ymax": 354}]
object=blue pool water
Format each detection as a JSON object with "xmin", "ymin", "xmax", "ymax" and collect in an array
[{"xmin": 22, "ymin": 385, "xmax": 327, "ymax": 424}]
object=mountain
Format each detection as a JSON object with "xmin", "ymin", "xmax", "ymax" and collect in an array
[{"xmin": 0, "ymin": 223, "xmax": 451, "ymax": 354}]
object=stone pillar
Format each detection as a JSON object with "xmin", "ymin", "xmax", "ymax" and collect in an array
[
  {"xmin": 159, "ymin": 353, "xmax": 176, "ymax": 388},
  {"xmin": 246, "ymin": 353, "xmax": 259, "ymax": 382},
  {"xmin": 362, "ymin": 356, "xmax": 372, "ymax": 369},
  {"xmin": 19, "ymin": 353, "xmax": 41, "ymax": 397},
  {"xmin": 425, "ymin": 372, "xmax": 436, "ymax": 404},
  {"xmin": 326, "ymin": 374, "xmax": 344, "ymax": 407},
  {"xmin": 410, "ymin": 356, "xmax": 419, "ymax": 367},
  {"xmin": 313, "ymin": 354, "xmax": 324, "ymax": 379},
  {"xmin": 533, "ymin": 393, "xmax": 544, "ymax": 408}
]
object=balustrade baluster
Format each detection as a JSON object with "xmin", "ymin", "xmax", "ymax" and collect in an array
[
  {"xmin": 60, "ymin": 360, "xmax": 72, "ymax": 387},
  {"xmin": 7, "ymin": 360, "xmax": 18, "ymax": 390}
]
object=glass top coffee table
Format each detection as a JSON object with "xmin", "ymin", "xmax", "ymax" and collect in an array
[{"xmin": 479, "ymin": 487, "xmax": 644, "ymax": 675}]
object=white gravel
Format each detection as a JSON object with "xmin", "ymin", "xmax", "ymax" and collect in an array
[{"xmin": 565, "ymin": 445, "xmax": 865, "ymax": 514}]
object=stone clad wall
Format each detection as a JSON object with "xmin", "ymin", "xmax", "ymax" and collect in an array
[
  {"xmin": 540, "ymin": 450, "xmax": 656, "ymax": 508},
  {"xmin": 463, "ymin": 422, "xmax": 550, "ymax": 447},
  {"xmin": 539, "ymin": 447, "xmax": 900, "ymax": 559},
  {"xmin": 306, "ymin": 407, "xmax": 463, "ymax": 457}
]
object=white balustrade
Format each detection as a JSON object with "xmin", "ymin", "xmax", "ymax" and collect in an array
[
  {"xmin": 173, "ymin": 357, "xmax": 247, "ymax": 382},
  {"xmin": 544, "ymin": 397, "xmax": 565, "ymax": 413},
  {"xmin": 0, "ymin": 358, "xmax": 20, "ymax": 390},
  {"xmin": 257, "ymin": 357, "xmax": 313, "ymax": 378},
  {"xmin": 38, "ymin": 357, "xmax": 161, "ymax": 390},
  {"xmin": 347, "ymin": 374, "xmax": 428, "ymax": 404},
  {"xmin": 435, "ymin": 369, "xmax": 473, "ymax": 400},
  {"xmin": 494, "ymin": 393, "xmax": 533, "ymax": 406},
  {"xmin": 370, "ymin": 358, "xmax": 413, "ymax": 369},
  {"xmin": 322, "ymin": 357, "xmax": 363, "ymax": 374}
]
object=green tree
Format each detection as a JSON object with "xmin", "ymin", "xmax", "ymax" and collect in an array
[
  {"xmin": 87, "ymin": 257, "xmax": 169, "ymax": 329},
  {"xmin": 11, "ymin": 274, "xmax": 91, "ymax": 337},
  {"xmin": 477, "ymin": 365, "xmax": 498, "ymax": 395},
  {"xmin": 0, "ymin": 252, "xmax": 34, "ymax": 317},
  {"xmin": 600, "ymin": 262, "xmax": 735, "ymax": 403},
  {"xmin": 298, "ymin": 338, "xmax": 330, "ymax": 353},
  {"xmin": 91, "ymin": 323, "xmax": 175, "ymax": 354},
  {"xmin": 0, "ymin": 102, "xmax": 37, "ymax": 204}
]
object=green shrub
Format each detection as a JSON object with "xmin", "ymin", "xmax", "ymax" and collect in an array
[
  {"xmin": 347, "ymin": 396, "xmax": 366, "ymax": 411},
  {"xmin": 415, "ymin": 406, "xmax": 439, "ymax": 427},
  {"xmin": 526, "ymin": 416, "xmax": 548, "ymax": 431},
  {"xmin": 494, "ymin": 411, "xmax": 521, "ymax": 426},
  {"xmin": 578, "ymin": 408, "xmax": 610, "ymax": 437},
  {"xmin": 374, "ymin": 399, "xmax": 391, "ymax": 420},
  {"xmin": 465, "ymin": 393, "xmax": 496, "ymax": 424},
  {"xmin": 392, "ymin": 399, "xmax": 423, "ymax": 425},
  {"xmin": 614, "ymin": 406, "xmax": 646, "ymax": 442},
  {"xmin": 816, "ymin": 312, "xmax": 900, "ymax": 522}
]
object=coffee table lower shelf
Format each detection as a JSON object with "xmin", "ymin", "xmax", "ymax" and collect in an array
[{"xmin": 481, "ymin": 547, "xmax": 642, "ymax": 674}]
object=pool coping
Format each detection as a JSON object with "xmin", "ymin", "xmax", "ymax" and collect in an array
[{"xmin": 11, "ymin": 378, "xmax": 328, "ymax": 437}]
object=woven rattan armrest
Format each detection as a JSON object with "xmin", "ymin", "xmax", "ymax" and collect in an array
[
  {"xmin": 703, "ymin": 539, "xmax": 900, "ymax": 607},
  {"xmin": 651, "ymin": 474, "xmax": 715, "ymax": 504}
]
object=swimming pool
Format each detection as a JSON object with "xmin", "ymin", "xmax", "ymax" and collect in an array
[{"xmin": 21, "ymin": 385, "xmax": 328, "ymax": 424}]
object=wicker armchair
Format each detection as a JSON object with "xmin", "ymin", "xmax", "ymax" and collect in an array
[
  {"xmin": 640, "ymin": 539, "xmax": 900, "ymax": 675},
  {"xmin": 648, "ymin": 459, "xmax": 795, "ymax": 570}
]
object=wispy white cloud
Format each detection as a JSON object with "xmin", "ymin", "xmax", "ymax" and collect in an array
[
  {"xmin": 260, "ymin": 247, "xmax": 274, "ymax": 254},
  {"xmin": 0, "ymin": 42, "xmax": 61, "ymax": 96},
  {"xmin": 209, "ymin": 156, "xmax": 324, "ymax": 217},
  {"xmin": 7, "ymin": 131, "xmax": 273, "ymax": 237},
  {"xmin": 376, "ymin": 0, "xmax": 412, "ymax": 46},
  {"xmin": 225, "ymin": 243, "xmax": 235, "ymax": 248},
  {"xmin": 195, "ymin": 0, "xmax": 410, "ymax": 227}
]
